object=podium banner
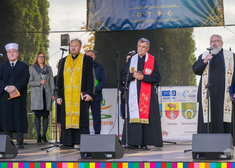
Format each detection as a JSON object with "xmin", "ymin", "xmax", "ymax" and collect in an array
[
  {"xmin": 90, "ymin": 86, "xmax": 198, "ymax": 141},
  {"xmin": 160, "ymin": 86, "xmax": 198, "ymax": 141}
]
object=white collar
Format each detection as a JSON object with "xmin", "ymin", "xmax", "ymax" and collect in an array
[{"xmin": 9, "ymin": 60, "xmax": 18, "ymax": 66}]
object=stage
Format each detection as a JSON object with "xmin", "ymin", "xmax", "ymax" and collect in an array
[{"xmin": 0, "ymin": 140, "xmax": 233, "ymax": 162}]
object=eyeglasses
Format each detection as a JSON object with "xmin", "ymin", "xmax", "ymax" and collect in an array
[
  {"xmin": 38, "ymin": 56, "xmax": 45, "ymax": 59},
  {"xmin": 210, "ymin": 40, "xmax": 221, "ymax": 43},
  {"xmin": 7, "ymin": 50, "xmax": 17, "ymax": 54}
]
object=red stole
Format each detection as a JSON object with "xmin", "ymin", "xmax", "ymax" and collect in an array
[{"xmin": 129, "ymin": 53, "xmax": 155, "ymax": 124}]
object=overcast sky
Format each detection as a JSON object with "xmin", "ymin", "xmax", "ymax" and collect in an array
[
  {"xmin": 48, "ymin": 0, "xmax": 88, "ymax": 75},
  {"xmin": 194, "ymin": 0, "xmax": 235, "ymax": 57},
  {"xmin": 48, "ymin": 0, "xmax": 235, "ymax": 85}
]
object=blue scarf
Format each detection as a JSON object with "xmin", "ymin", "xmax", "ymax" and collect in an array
[{"xmin": 33, "ymin": 64, "xmax": 49, "ymax": 74}]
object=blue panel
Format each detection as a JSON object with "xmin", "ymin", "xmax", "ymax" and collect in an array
[{"xmin": 87, "ymin": 0, "xmax": 224, "ymax": 31}]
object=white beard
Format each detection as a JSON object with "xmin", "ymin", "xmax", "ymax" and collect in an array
[{"xmin": 211, "ymin": 46, "xmax": 222, "ymax": 55}]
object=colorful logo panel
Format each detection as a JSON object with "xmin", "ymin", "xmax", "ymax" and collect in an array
[
  {"xmin": 159, "ymin": 103, "xmax": 162, "ymax": 118},
  {"xmin": 165, "ymin": 103, "xmax": 179, "ymax": 120},
  {"xmin": 181, "ymin": 102, "xmax": 197, "ymax": 119}
]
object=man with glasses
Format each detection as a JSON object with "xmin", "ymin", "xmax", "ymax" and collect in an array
[
  {"xmin": 121, "ymin": 38, "xmax": 163, "ymax": 149},
  {"xmin": 193, "ymin": 34, "xmax": 235, "ymax": 145},
  {"xmin": 0, "ymin": 43, "xmax": 30, "ymax": 149}
]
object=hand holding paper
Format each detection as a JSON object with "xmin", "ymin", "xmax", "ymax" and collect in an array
[{"xmin": 8, "ymin": 89, "xmax": 21, "ymax": 100}]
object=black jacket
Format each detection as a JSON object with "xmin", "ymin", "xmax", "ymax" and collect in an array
[{"xmin": 92, "ymin": 61, "xmax": 106, "ymax": 101}]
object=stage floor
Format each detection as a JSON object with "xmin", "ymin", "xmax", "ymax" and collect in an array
[{"xmin": 0, "ymin": 140, "xmax": 234, "ymax": 162}]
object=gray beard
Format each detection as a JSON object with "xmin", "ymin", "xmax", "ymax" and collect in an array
[{"xmin": 211, "ymin": 47, "xmax": 222, "ymax": 55}]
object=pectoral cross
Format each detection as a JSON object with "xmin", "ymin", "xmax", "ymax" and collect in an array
[{"xmin": 70, "ymin": 68, "xmax": 74, "ymax": 75}]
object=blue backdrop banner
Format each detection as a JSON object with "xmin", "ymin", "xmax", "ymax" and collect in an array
[{"xmin": 87, "ymin": 0, "xmax": 224, "ymax": 31}]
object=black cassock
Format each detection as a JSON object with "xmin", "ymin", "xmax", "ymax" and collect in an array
[
  {"xmin": 193, "ymin": 49, "xmax": 235, "ymax": 145},
  {"xmin": 122, "ymin": 54, "xmax": 163, "ymax": 147},
  {"xmin": 57, "ymin": 54, "xmax": 94, "ymax": 146},
  {"xmin": 0, "ymin": 61, "xmax": 29, "ymax": 133}
]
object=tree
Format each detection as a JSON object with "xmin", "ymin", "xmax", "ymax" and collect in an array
[
  {"xmin": 160, "ymin": 28, "xmax": 196, "ymax": 86},
  {"xmin": 81, "ymin": 22, "xmax": 95, "ymax": 52},
  {"xmin": 2, "ymin": 0, "xmax": 50, "ymax": 139},
  {"xmin": 5, "ymin": 0, "xmax": 50, "ymax": 65}
]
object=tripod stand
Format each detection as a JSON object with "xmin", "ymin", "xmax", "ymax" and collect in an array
[
  {"xmin": 123, "ymin": 55, "xmax": 131, "ymax": 149},
  {"xmin": 41, "ymin": 49, "xmax": 66, "ymax": 152},
  {"xmin": 205, "ymin": 47, "xmax": 214, "ymax": 133},
  {"xmin": 116, "ymin": 52, "xmax": 131, "ymax": 149},
  {"xmin": 184, "ymin": 47, "xmax": 213, "ymax": 153}
]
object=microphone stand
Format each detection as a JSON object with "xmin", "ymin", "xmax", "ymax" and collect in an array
[
  {"xmin": 123, "ymin": 56, "xmax": 132, "ymax": 149},
  {"xmin": 184, "ymin": 48, "xmax": 213, "ymax": 153},
  {"xmin": 41, "ymin": 49, "xmax": 65, "ymax": 152},
  {"xmin": 115, "ymin": 51, "xmax": 120, "ymax": 138},
  {"xmin": 158, "ymin": 48, "xmax": 177, "ymax": 145},
  {"xmin": 205, "ymin": 48, "xmax": 213, "ymax": 133}
]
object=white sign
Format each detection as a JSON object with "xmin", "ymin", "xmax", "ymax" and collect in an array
[
  {"xmin": 89, "ymin": 89, "xmax": 124, "ymax": 137},
  {"xmin": 89, "ymin": 87, "xmax": 198, "ymax": 141}
]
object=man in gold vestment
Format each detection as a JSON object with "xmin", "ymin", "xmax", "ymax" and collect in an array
[{"xmin": 57, "ymin": 39, "xmax": 94, "ymax": 146}]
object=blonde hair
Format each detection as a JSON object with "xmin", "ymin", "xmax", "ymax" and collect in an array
[{"xmin": 32, "ymin": 51, "xmax": 47, "ymax": 68}]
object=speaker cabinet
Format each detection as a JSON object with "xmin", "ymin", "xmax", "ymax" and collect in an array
[
  {"xmin": 61, "ymin": 34, "xmax": 70, "ymax": 46},
  {"xmin": 192, "ymin": 134, "xmax": 234, "ymax": 160},
  {"xmin": 0, "ymin": 135, "xmax": 18, "ymax": 159},
  {"xmin": 80, "ymin": 134, "xmax": 124, "ymax": 159}
]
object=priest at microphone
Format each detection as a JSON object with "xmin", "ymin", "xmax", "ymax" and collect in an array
[
  {"xmin": 192, "ymin": 34, "xmax": 235, "ymax": 145},
  {"xmin": 121, "ymin": 38, "xmax": 163, "ymax": 149}
]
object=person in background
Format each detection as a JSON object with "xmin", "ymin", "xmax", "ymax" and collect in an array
[
  {"xmin": 121, "ymin": 38, "xmax": 163, "ymax": 149},
  {"xmin": 0, "ymin": 43, "xmax": 30, "ymax": 149},
  {"xmin": 28, "ymin": 51, "xmax": 54, "ymax": 144},
  {"xmin": 57, "ymin": 39, "xmax": 94, "ymax": 147},
  {"xmin": 85, "ymin": 50, "xmax": 106, "ymax": 134}
]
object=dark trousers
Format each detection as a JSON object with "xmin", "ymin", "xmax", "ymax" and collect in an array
[
  {"xmin": 90, "ymin": 100, "xmax": 101, "ymax": 134},
  {"xmin": 4, "ymin": 130, "xmax": 24, "ymax": 144}
]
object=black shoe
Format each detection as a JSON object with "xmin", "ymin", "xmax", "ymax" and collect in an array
[
  {"xmin": 130, "ymin": 145, "xmax": 139, "ymax": 149},
  {"xmin": 41, "ymin": 135, "xmax": 48, "ymax": 143},
  {"xmin": 140, "ymin": 145, "xmax": 150, "ymax": 150},
  {"xmin": 37, "ymin": 135, "xmax": 41, "ymax": 144},
  {"xmin": 60, "ymin": 144, "xmax": 74, "ymax": 149},
  {"xmin": 18, "ymin": 143, "xmax": 24, "ymax": 149}
]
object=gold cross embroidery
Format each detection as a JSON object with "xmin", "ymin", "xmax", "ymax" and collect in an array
[{"xmin": 70, "ymin": 68, "xmax": 74, "ymax": 75}]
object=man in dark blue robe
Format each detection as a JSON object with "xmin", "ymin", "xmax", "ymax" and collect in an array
[
  {"xmin": 0, "ymin": 43, "xmax": 29, "ymax": 149},
  {"xmin": 193, "ymin": 34, "xmax": 235, "ymax": 145}
]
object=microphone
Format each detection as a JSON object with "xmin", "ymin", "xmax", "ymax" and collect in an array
[
  {"xmin": 206, "ymin": 47, "xmax": 214, "ymax": 51},
  {"xmin": 127, "ymin": 50, "xmax": 135, "ymax": 56},
  {"xmin": 60, "ymin": 48, "xmax": 68, "ymax": 51},
  {"xmin": 116, "ymin": 51, "xmax": 119, "ymax": 57},
  {"xmin": 206, "ymin": 47, "xmax": 213, "ymax": 54},
  {"xmin": 160, "ymin": 47, "xmax": 164, "ymax": 52},
  {"xmin": 0, "ymin": 53, "xmax": 3, "ymax": 57}
]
